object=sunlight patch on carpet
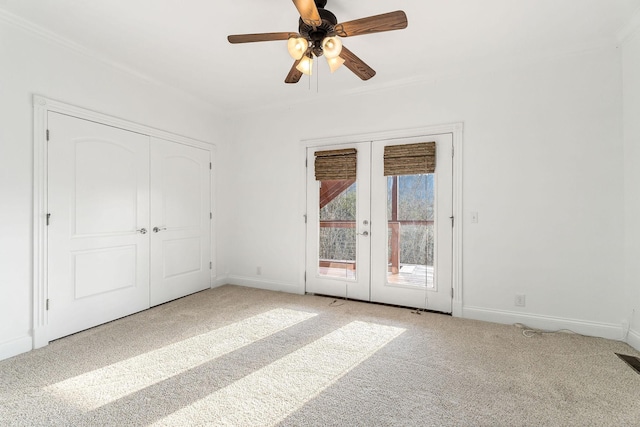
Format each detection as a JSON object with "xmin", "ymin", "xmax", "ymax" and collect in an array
[
  {"xmin": 152, "ymin": 321, "xmax": 405, "ymax": 426},
  {"xmin": 45, "ymin": 308, "xmax": 317, "ymax": 410}
]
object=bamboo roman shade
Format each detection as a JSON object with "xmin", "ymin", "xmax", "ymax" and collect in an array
[
  {"xmin": 314, "ymin": 148, "xmax": 357, "ymax": 181},
  {"xmin": 384, "ymin": 142, "xmax": 436, "ymax": 176}
]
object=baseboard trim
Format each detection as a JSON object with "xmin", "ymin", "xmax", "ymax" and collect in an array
[
  {"xmin": 212, "ymin": 276, "xmax": 229, "ymax": 289},
  {"xmin": 227, "ymin": 275, "xmax": 304, "ymax": 295},
  {"xmin": 462, "ymin": 306, "xmax": 623, "ymax": 341},
  {"xmin": 0, "ymin": 335, "xmax": 32, "ymax": 361},
  {"xmin": 627, "ymin": 328, "xmax": 640, "ymax": 351}
]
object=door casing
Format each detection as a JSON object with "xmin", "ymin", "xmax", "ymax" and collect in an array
[
  {"xmin": 300, "ymin": 123, "xmax": 463, "ymax": 315},
  {"xmin": 32, "ymin": 96, "xmax": 216, "ymax": 349}
]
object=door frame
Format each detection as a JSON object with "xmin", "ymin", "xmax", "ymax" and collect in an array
[
  {"xmin": 300, "ymin": 123, "xmax": 463, "ymax": 316},
  {"xmin": 32, "ymin": 95, "xmax": 217, "ymax": 349}
]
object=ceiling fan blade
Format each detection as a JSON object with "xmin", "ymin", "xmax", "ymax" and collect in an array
[
  {"xmin": 292, "ymin": 0, "xmax": 323, "ymax": 27},
  {"xmin": 285, "ymin": 59, "xmax": 304, "ymax": 84},
  {"xmin": 339, "ymin": 46, "xmax": 376, "ymax": 81},
  {"xmin": 228, "ymin": 32, "xmax": 297, "ymax": 44},
  {"xmin": 335, "ymin": 11, "xmax": 408, "ymax": 38}
]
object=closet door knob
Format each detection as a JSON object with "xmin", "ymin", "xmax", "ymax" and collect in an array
[{"xmin": 137, "ymin": 228, "xmax": 147, "ymax": 235}]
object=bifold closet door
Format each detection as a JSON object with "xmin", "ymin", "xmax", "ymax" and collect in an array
[
  {"xmin": 47, "ymin": 112, "xmax": 151, "ymax": 341},
  {"xmin": 149, "ymin": 137, "xmax": 211, "ymax": 306}
]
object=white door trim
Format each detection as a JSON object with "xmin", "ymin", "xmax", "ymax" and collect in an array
[
  {"xmin": 32, "ymin": 95, "xmax": 216, "ymax": 349},
  {"xmin": 300, "ymin": 123, "xmax": 463, "ymax": 317}
]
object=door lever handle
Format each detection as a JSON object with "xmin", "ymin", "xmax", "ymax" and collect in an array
[
  {"xmin": 357, "ymin": 231, "xmax": 369, "ymax": 236},
  {"xmin": 153, "ymin": 226, "xmax": 167, "ymax": 233}
]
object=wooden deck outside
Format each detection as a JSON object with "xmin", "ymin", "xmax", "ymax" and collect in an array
[{"xmin": 318, "ymin": 264, "xmax": 433, "ymax": 287}]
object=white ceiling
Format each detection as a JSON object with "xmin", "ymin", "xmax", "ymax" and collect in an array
[{"xmin": 1, "ymin": 0, "xmax": 639, "ymax": 112}]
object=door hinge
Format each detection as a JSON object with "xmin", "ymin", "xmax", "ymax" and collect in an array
[
  {"xmin": 305, "ymin": 158, "xmax": 308, "ymax": 168},
  {"xmin": 46, "ymin": 213, "xmax": 51, "ymax": 226},
  {"xmin": 46, "ymin": 129, "xmax": 50, "ymax": 141},
  {"xmin": 304, "ymin": 271, "xmax": 306, "ymax": 281},
  {"xmin": 209, "ymin": 162, "xmax": 212, "ymax": 170},
  {"xmin": 452, "ymin": 146, "xmax": 454, "ymax": 157},
  {"xmin": 451, "ymin": 288, "xmax": 454, "ymax": 299},
  {"xmin": 46, "ymin": 299, "xmax": 50, "ymax": 310},
  {"xmin": 210, "ymin": 212, "xmax": 213, "ymax": 220},
  {"xmin": 450, "ymin": 216, "xmax": 454, "ymax": 227},
  {"xmin": 304, "ymin": 214, "xmax": 307, "ymax": 224},
  {"xmin": 209, "ymin": 262, "xmax": 212, "ymax": 270}
]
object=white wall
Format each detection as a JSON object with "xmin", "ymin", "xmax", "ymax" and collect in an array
[
  {"xmin": 1, "ymin": 10, "xmax": 634, "ymax": 361},
  {"xmin": 0, "ymin": 19, "xmax": 231, "ymax": 360},
  {"xmin": 227, "ymin": 47, "xmax": 626, "ymax": 339},
  {"xmin": 623, "ymin": 30, "xmax": 640, "ymax": 350}
]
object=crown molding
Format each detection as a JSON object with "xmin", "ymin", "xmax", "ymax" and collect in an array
[
  {"xmin": 0, "ymin": 8, "xmax": 223, "ymax": 115},
  {"xmin": 618, "ymin": 6, "xmax": 640, "ymax": 44},
  {"xmin": 0, "ymin": 9, "xmax": 159, "ymax": 86},
  {"xmin": 1, "ymin": 5, "xmax": 628, "ymax": 118}
]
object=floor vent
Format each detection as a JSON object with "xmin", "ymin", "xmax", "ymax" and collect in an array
[{"xmin": 616, "ymin": 353, "xmax": 640, "ymax": 375}]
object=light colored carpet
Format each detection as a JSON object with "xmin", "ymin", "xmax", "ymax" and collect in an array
[{"xmin": 1, "ymin": 285, "xmax": 639, "ymax": 426}]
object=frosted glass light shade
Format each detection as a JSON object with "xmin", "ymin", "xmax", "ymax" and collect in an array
[
  {"xmin": 287, "ymin": 37, "xmax": 309, "ymax": 60},
  {"xmin": 296, "ymin": 55, "xmax": 313, "ymax": 75},
  {"xmin": 322, "ymin": 37, "xmax": 342, "ymax": 59},
  {"xmin": 327, "ymin": 56, "xmax": 345, "ymax": 73}
]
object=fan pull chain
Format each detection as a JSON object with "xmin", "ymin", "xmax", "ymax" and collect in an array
[{"xmin": 316, "ymin": 56, "xmax": 319, "ymax": 94}]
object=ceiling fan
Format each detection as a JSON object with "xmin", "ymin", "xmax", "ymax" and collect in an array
[{"xmin": 227, "ymin": 0, "xmax": 408, "ymax": 84}]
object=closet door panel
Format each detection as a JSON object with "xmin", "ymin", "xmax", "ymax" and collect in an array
[
  {"xmin": 150, "ymin": 137, "xmax": 211, "ymax": 306},
  {"xmin": 47, "ymin": 112, "xmax": 150, "ymax": 340}
]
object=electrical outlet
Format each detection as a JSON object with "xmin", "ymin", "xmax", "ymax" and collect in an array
[
  {"xmin": 256, "ymin": 266, "xmax": 262, "ymax": 275},
  {"xmin": 515, "ymin": 294, "xmax": 526, "ymax": 307}
]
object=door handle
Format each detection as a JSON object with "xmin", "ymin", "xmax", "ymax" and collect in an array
[
  {"xmin": 137, "ymin": 228, "xmax": 147, "ymax": 235},
  {"xmin": 358, "ymin": 231, "xmax": 369, "ymax": 236},
  {"xmin": 153, "ymin": 226, "xmax": 167, "ymax": 233}
]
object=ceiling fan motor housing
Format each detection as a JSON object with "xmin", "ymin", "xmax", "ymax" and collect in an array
[
  {"xmin": 314, "ymin": 0, "xmax": 328, "ymax": 7},
  {"xmin": 298, "ymin": 8, "xmax": 338, "ymax": 57}
]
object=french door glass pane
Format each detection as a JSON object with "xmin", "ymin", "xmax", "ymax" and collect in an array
[
  {"xmin": 318, "ymin": 180, "xmax": 357, "ymax": 280},
  {"xmin": 386, "ymin": 174, "xmax": 434, "ymax": 288}
]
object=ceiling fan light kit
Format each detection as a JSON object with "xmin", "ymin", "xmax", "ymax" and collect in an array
[
  {"xmin": 287, "ymin": 37, "xmax": 309, "ymax": 60},
  {"xmin": 228, "ymin": 0, "xmax": 408, "ymax": 84},
  {"xmin": 327, "ymin": 56, "xmax": 345, "ymax": 73},
  {"xmin": 296, "ymin": 54, "xmax": 314, "ymax": 76},
  {"xmin": 322, "ymin": 37, "xmax": 342, "ymax": 59}
]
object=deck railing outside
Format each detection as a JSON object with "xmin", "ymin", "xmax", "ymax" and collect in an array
[{"xmin": 319, "ymin": 220, "xmax": 434, "ymax": 272}]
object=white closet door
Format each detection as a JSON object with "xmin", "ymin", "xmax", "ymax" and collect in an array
[
  {"xmin": 150, "ymin": 137, "xmax": 211, "ymax": 306},
  {"xmin": 47, "ymin": 112, "xmax": 150, "ymax": 341}
]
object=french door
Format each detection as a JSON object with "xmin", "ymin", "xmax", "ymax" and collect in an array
[{"xmin": 305, "ymin": 134, "xmax": 453, "ymax": 312}]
